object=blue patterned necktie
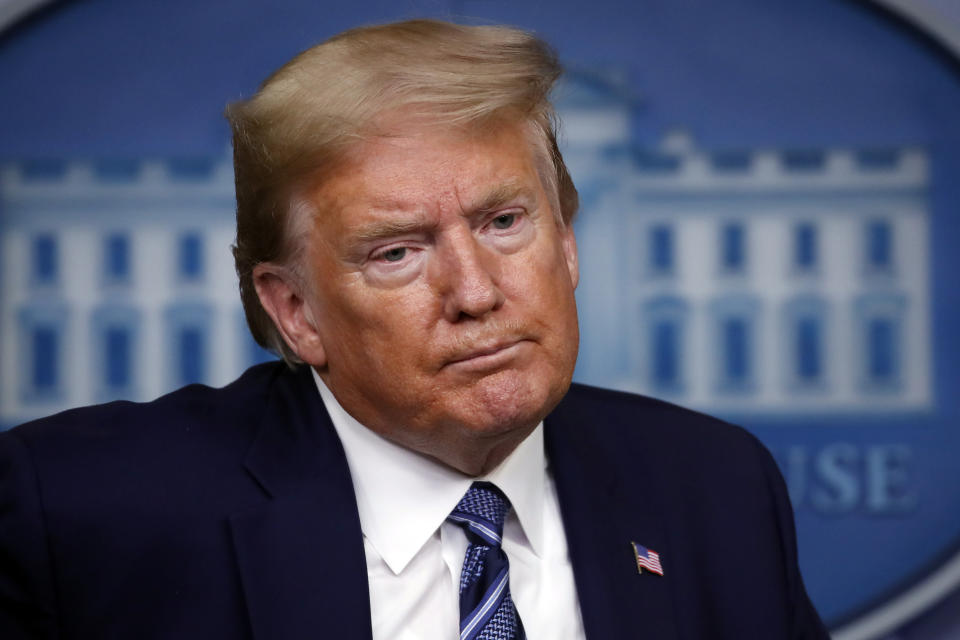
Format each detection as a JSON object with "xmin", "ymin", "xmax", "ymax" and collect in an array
[{"xmin": 448, "ymin": 482, "xmax": 526, "ymax": 640}]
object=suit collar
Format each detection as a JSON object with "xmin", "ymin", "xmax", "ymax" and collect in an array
[
  {"xmin": 230, "ymin": 365, "xmax": 373, "ymax": 640},
  {"xmin": 240, "ymin": 364, "xmax": 346, "ymax": 498},
  {"xmin": 546, "ymin": 385, "xmax": 681, "ymax": 640}
]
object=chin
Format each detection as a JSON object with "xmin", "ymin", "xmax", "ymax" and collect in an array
[{"xmin": 457, "ymin": 367, "xmax": 569, "ymax": 437}]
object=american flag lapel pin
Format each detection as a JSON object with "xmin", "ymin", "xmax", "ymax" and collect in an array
[{"xmin": 631, "ymin": 541, "xmax": 664, "ymax": 576}]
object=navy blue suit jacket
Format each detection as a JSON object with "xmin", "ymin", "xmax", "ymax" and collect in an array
[{"xmin": 0, "ymin": 363, "xmax": 827, "ymax": 638}]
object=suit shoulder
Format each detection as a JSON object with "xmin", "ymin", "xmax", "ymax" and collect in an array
[
  {"xmin": 559, "ymin": 383, "xmax": 755, "ymax": 442},
  {"xmin": 2, "ymin": 362, "xmax": 286, "ymax": 457},
  {"xmin": 551, "ymin": 383, "xmax": 770, "ymax": 477},
  {"xmin": 549, "ymin": 383, "xmax": 784, "ymax": 523}
]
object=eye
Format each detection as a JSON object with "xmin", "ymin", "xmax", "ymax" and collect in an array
[
  {"xmin": 490, "ymin": 213, "xmax": 516, "ymax": 230},
  {"xmin": 379, "ymin": 247, "xmax": 407, "ymax": 262}
]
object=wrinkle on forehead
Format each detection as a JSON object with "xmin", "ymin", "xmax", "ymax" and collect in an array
[{"xmin": 345, "ymin": 115, "xmax": 561, "ymax": 210}]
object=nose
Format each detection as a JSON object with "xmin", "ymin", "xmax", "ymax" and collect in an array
[{"xmin": 434, "ymin": 229, "xmax": 505, "ymax": 322}]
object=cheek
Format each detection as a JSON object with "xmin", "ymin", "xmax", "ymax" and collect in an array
[
  {"xmin": 327, "ymin": 287, "xmax": 435, "ymax": 365},
  {"xmin": 323, "ymin": 273, "xmax": 419, "ymax": 328},
  {"xmin": 526, "ymin": 244, "xmax": 580, "ymax": 351},
  {"xmin": 514, "ymin": 238, "xmax": 577, "ymax": 305}
]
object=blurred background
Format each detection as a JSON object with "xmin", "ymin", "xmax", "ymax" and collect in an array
[{"xmin": 1, "ymin": 1, "xmax": 959, "ymax": 637}]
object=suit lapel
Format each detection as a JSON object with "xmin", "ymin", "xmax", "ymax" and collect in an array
[
  {"xmin": 229, "ymin": 366, "xmax": 372, "ymax": 640},
  {"xmin": 546, "ymin": 392, "xmax": 681, "ymax": 640}
]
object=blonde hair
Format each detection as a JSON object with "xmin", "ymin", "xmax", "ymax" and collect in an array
[{"xmin": 226, "ymin": 19, "xmax": 579, "ymax": 363}]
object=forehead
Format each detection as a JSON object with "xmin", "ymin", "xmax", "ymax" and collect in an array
[{"xmin": 310, "ymin": 121, "xmax": 549, "ymax": 222}]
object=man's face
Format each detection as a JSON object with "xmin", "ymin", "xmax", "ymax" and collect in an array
[{"xmin": 298, "ymin": 121, "xmax": 579, "ymax": 473}]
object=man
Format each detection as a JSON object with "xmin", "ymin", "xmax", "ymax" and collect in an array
[{"xmin": 0, "ymin": 19, "xmax": 828, "ymax": 639}]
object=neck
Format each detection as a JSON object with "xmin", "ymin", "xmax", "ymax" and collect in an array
[{"xmin": 435, "ymin": 427, "xmax": 535, "ymax": 477}]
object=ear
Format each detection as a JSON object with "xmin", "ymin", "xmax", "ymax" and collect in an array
[
  {"xmin": 252, "ymin": 263, "xmax": 328, "ymax": 367},
  {"xmin": 560, "ymin": 223, "xmax": 579, "ymax": 289}
]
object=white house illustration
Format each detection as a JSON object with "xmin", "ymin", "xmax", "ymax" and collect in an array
[
  {"xmin": 0, "ymin": 76, "xmax": 933, "ymax": 427},
  {"xmin": 0, "ymin": 157, "xmax": 274, "ymax": 428},
  {"xmin": 560, "ymin": 76, "xmax": 931, "ymax": 414}
]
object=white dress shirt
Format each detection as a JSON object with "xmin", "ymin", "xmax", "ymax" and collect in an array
[{"xmin": 313, "ymin": 371, "xmax": 586, "ymax": 640}]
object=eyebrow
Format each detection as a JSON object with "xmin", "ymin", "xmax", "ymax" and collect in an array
[
  {"xmin": 353, "ymin": 219, "xmax": 434, "ymax": 243},
  {"xmin": 351, "ymin": 180, "xmax": 538, "ymax": 244},
  {"xmin": 471, "ymin": 181, "xmax": 536, "ymax": 214}
]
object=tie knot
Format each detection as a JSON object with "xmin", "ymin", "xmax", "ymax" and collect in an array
[{"xmin": 448, "ymin": 482, "xmax": 511, "ymax": 546}]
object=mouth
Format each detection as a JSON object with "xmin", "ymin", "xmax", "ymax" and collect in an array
[{"xmin": 444, "ymin": 339, "xmax": 529, "ymax": 372}]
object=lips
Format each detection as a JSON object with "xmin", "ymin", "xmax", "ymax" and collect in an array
[{"xmin": 444, "ymin": 338, "xmax": 529, "ymax": 370}]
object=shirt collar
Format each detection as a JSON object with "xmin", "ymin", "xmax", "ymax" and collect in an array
[{"xmin": 312, "ymin": 369, "xmax": 545, "ymax": 574}]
